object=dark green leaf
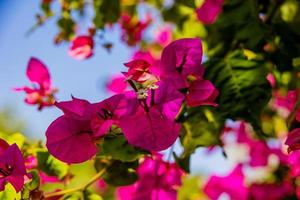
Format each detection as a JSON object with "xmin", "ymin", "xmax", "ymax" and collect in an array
[
  {"xmin": 93, "ymin": 0, "xmax": 120, "ymax": 29},
  {"xmin": 180, "ymin": 107, "xmax": 224, "ymax": 156},
  {"xmin": 37, "ymin": 150, "xmax": 69, "ymax": 179},
  {"xmin": 205, "ymin": 51, "xmax": 272, "ymax": 136},
  {"xmin": 100, "ymin": 134, "xmax": 147, "ymax": 162},
  {"xmin": 83, "ymin": 189, "xmax": 103, "ymax": 200},
  {"xmin": 94, "ymin": 159, "xmax": 138, "ymax": 186}
]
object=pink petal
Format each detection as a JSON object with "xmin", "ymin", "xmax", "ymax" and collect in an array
[
  {"xmin": 68, "ymin": 35, "xmax": 94, "ymax": 60},
  {"xmin": 27, "ymin": 57, "xmax": 51, "ymax": 89},
  {"xmin": 204, "ymin": 165, "xmax": 248, "ymax": 200},
  {"xmin": 161, "ymin": 38, "xmax": 204, "ymax": 78},
  {"xmin": 196, "ymin": 0, "xmax": 224, "ymax": 24},
  {"xmin": 46, "ymin": 116, "xmax": 97, "ymax": 163},
  {"xmin": 106, "ymin": 74, "xmax": 128, "ymax": 94},
  {"xmin": 186, "ymin": 79, "xmax": 219, "ymax": 107},
  {"xmin": 119, "ymin": 106, "xmax": 180, "ymax": 151},
  {"xmin": 285, "ymin": 128, "xmax": 300, "ymax": 153},
  {"xmin": 55, "ymin": 96, "xmax": 92, "ymax": 120}
]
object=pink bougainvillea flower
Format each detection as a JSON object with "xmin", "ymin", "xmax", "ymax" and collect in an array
[
  {"xmin": 55, "ymin": 96, "xmax": 93, "ymax": 120},
  {"xmin": 106, "ymin": 74, "xmax": 128, "ymax": 94},
  {"xmin": 119, "ymin": 105, "xmax": 180, "ymax": 151},
  {"xmin": 235, "ymin": 122, "xmax": 286, "ymax": 166},
  {"xmin": 15, "ymin": 57, "xmax": 57, "ymax": 110},
  {"xmin": 161, "ymin": 38, "xmax": 204, "ymax": 78},
  {"xmin": 46, "ymin": 116, "xmax": 97, "ymax": 164},
  {"xmin": 186, "ymin": 79, "xmax": 219, "ymax": 107},
  {"xmin": 24, "ymin": 155, "xmax": 38, "ymax": 170},
  {"xmin": 123, "ymin": 59, "xmax": 159, "ymax": 84},
  {"xmin": 204, "ymin": 165, "xmax": 248, "ymax": 200},
  {"xmin": 160, "ymin": 38, "xmax": 218, "ymax": 107},
  {"xmin": 68, "ymin": 35, "xmax": 94, "ymax": 60},
  {"xmin": 132, "ymin": 50, "xmax": 161, "ymax": 77},
  {"xmin": 117, "ymin": 154, "xmax": 184, "ymax": 200},
  {"xmin": 249, "ymin": 182, "xmax": 293, "ymax": 200},
  {"xmin": 196, "ymin": 0, "xmax": 224, "ymax": 24},
  {"xmin": 266, "ymin": 73, "xmax": 276, "ymax": 87},
  {"xmin": 285, "ymin": 128, "xmax": 300, "ymax": 153},
  {"xmin": 0, "ymin": 139, "xmax": 27, "ymax": 192},
  {"xmin": 274, "ymin": 90, "xmax": 298, "ymax": 112},
  {"xmin": 287, "ymin": 151, "xmax": 300, "ymax": 177},
  {"xmin": 46, "ymin": 95, "xmax": 124, "ymax": 163},
  {"xmin": 119, "ymin": 82, "xmax": 183, "ymax": 151},
  {"xmin": 119, "ymin": 13, "xmax": 151, "ymax": 46},
  {"xmin": 39, "ymin": 172, "xmax": 60, "ymax": 184},
  {"xmin": 155, "ymin": 25, "xmax": 172, "ymax": 47}
]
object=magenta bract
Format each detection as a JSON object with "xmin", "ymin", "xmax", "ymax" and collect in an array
[
  {"xmin": 0, "ymin": 139, "xmax": 27, "ymax": 192},
  {"xmin": 285, "ymin": 128, "xmax": 300, "ymax": 153},
  {"xmin": 68, "ymin": 35, "xmax": 94, "ymax": 60},
  {"xmin": 196, "ymin": 0, "xmax": 224, "ymax": 24},
  {"xmin": 117, "ymin": 154, "xmax": 184, "ymax": 200},
  {"xmin": 15, "ymin": 57, "xmax": 57, "ymax": 110},
  {"xmin": 204, "ymin": 165, "xmax": 248, "ymax": 200}
]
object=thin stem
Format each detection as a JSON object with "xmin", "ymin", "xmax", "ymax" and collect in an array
[
  {"xmin": 167, "ymin": 145, "xmax": 175, "ymax": 162},
  {"xmin": 44, "ymin": 168, "xmax": 106, "ymax": 198},
  {"xmin": 150, "ymin": 89, "xmax": 155, "ymax": 106},
  {"xmin": 287, "ymin": 93, "xmax": 300, "ymax": 129},
  {"xmin": 127, "ymin": 79, "xmax": 138, "ymax": 92}
]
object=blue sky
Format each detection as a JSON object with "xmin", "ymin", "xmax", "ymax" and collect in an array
[
  {"xmin": 0, "ymin": 0, "xmax": 233, "ymax": 175},
  {"xmin": 0, "ymin": 0, "xmax": 132, "ymax": 139}
]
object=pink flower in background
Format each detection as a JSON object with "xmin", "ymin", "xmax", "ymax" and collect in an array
[
  {"xmin": 119, "ymin": 13, "xmax": 151, "ymax": 46},
  {"xmin": 274, "ymin": 90, "xmax": 298, "ymax": 112},
  {"xmin": 106, "ymin": 74, "xmax": 128, "ymax": 94},
  {"xmin": 155, "ymin": 25, "xmax": 172, "ymax": 47},
  {"xmin": 204, "ymin": 165, "xmax": 248, "ymax": 200},
  {"xmin": 285, "ymin": 128, "xmax": 300, "ymax": 153},
  {"xmin": 266, "ymin": 73, "xmax": 276, "ymax": 87},
  {"xmin": 24, "ymin": 155, "xmax": 61, "ymax": 184},
  {"xmin": 0, "ymin": 139, "xmax": 27, "ymax": 192},
  {"xmin": 249, "ymin": 182, "xmax": 293, "ymax": 200},
  {"xmin": 68, "ymin": 35, "xmax": 94, "ymax": 60},
  {"xmin": 287, "ymin": 151, "xmax": 300, "ymax": 177},
  {"xmin": 196, "ymin": 0, "xmax": 224, "ymax": 24},
  {"xmin": 15, "ymin": 57, "xmax": 57, "ymax": 110},
  {"xmin": 235, "ymin": 122, "xmax": 286, "ymax": 166},
  {"xmin": 117, "ymin": 154, "xmax": 184, "ymax": 200}
]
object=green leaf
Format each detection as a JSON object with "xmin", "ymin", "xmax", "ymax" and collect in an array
[
  {"xmin": 36, "ymin": 150, "xmax": 69, "ymax": 179},
  {"xmin": 63, "ymin": 192, "xmax": 82, "ymax": 200},
  {"xmin": 205, "ymin": 51, "xmax": 272, "ymax": 135},
  {"xmin": 162, "ymin": 5, "xmax": 191, "ymax": 30},
  {"xmin": 180, "ymin": 107, "xmax": 224, "ymax": 156},
  {"xmin": 176, "ymin": 0, "xmax": 196, "ymax": 8},
  {"xmin": 0, "ymin": 184, "xmax": 21, "ymax": 200},
  {"xmin": 173, "ymin": 152, "xmax": 190, "ymax": 173},
  {"xmin": 25, "ymin": 170, "xmax": 40, "ymax": 191},
  {"xmin": 93, "ymin": 0, "xmax": 120, "ymax": 29},
  {"xmin": 100, "ymin": 134, "xmax": 147, "ymax": 162},
  {"xmin": 94, "ymin": 159, "xmax": 138, "ymax": 186},
  {"xmin": 0, "ymin": 132, "xmax": 25, "ymax": 148},
  {"xmin": 83, "ymin": 189, "xmax": 103, "ymax": 200}
]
